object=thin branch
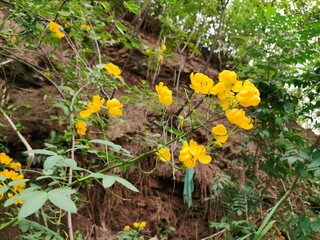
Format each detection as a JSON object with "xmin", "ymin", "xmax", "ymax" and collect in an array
[
  {"xmin": 0, "ymin": 50, "xmax": 65, "ymax": 99},
  {"xmin": 0, "ymin": 107, "xmax": 34, "ymax": 174}
]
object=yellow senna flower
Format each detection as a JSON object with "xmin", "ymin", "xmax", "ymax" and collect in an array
[
  {"xmin": 161, "ymin": 44, "xmax": 166, "ymax": 51},
  {"xmin": 81, "ymin": 24, "xmax": 91, "ymax": 30},
  {"xmin": 159, "ymin": 54, "xmax": 164, "ymax": 60},
  {"xmin": 211, "ymin": 124, "xmax": 228, "ymax": 143},
  {"xmin": 156, "ymin": 147, "xmax": 171, "ymax": 162},
  {"xmin": 133, "ymin": 221, "xmax": 146, "ymax": 229},
  {"xmin": 80, "ymin": 95, "xmax": 105, "ymax": 118},
  {"xmin": 49, "ymin": 21, "xmax": 65, "ymax": 39},
  {"xmin": 155, "ymin": 82, "xmax": 173, "ymax": 106},
  {"xmin": 106, "ymin": 98, "xmax": 124, "ymax": 116},
  {"xmin": 9, "ymin": 162, "xmax": 21, "ymax": 171},
  {"xmin": 217, "ymin": 90, "xmax": 236, "ymax": 110},
  {"xmin": 179, "ymin": 140, "xmax": 211, "ymax": 168},
  {"xmin": 7, "ymin": 193, "xmax": 13, "ymax": 198},
  {"xmin": 105, "ymin": 63, "xmax": 122, "ymax": 78},
  {"xmin": 236, "ymin": 80, "xmax": 261, "ymax": 107},
  {"xmin": 14, "ymin": 182, "xmax": 26, "ymax": 193},
  {"xmin": 190, "ymin": 72, "xmax": 214, "ymax": 94},
  {"xmin": 219, "ymin": 70, "xmax": 237, "ymax": 85},
  {"xmin": 225, "ymin": 108, "xmax": 253, "ymax": 130},
  {"xmin": 123, "ymin": 225, "xmax": 131, "ymax": 231},
  {"xmin": 75, "ymin": 121, "xmax": 87, "ymax": 135},
  {"xmin": 0, "ymin": 153, "xmax": 12, "ymax": 165},
  {"xmin": 14, "ymin": 199, "xmax": 23, "ymax": 205}
]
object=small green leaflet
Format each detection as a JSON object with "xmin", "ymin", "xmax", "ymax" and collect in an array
[{"xmin": 115, "ymin": 21, "xmax": 126, "ymax": 34}]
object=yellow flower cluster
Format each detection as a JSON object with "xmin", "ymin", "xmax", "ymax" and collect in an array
[
  {"xmin": 133, "ymin": 221, "xmax": 147, "ymax": 230},
  {"xmin": 178, "ymin": 140, "xmax": 212, "ymax": 168},
  {"xmin": 49, "ymin": 21, "xmax": 65, "ymax": 39},
  {"xmin": 190, "ymin": 70, "xmax": 260, "ymax": 130},
  {"xmin": 155, "ymin": 82, "xmax": 173, "ymax": 106},
  {"xmin": 76, "ymin": 95, "xmax": 124, "ymax": 135},
  {"xmin": 123, "ymin": 221, "xmax": 147, "ymax": 231},
  {"xmin": 105, "ymin": 63, "xmax": 122, "ymax": 78},
  {"xmin": 0, "ymin": 153, "xmax": 25, "ymax": 204}
]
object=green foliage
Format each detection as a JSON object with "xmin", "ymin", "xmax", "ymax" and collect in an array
[{"xmin": 1, "ymin": 0, "xmax": 320, "ymax": 239}]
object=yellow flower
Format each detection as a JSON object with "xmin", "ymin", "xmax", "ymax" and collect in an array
[
  {"xmin": 219, "ymin": 70, "xmax": 237, "ymax": 85},
  {"xmin": 123, "ymin": 225, "xmax": 131, "ymax": 231},
  {"xmin": 49, "ymin": 21, "xmax": 65, "ymax": 39},
  {"xmin": 225, "ymin": 109, "xmax": 253, "ymax": 130},
  {"xmin": 55, "ymin": 31, "xmax": 65, "ymax": 39},
  {"xmin": 179, "ymin": 140, "xmax": 212, "ymax": 168},
  {"xmin": 211, "ymin": 124, "xmax": 228, "ymax": 143},
  {"xmin": 105, "ymin": 63, "xmax": 122, "ymax": 78},
  {"xmin": 9, "ymin": 162, "xmax": 21, "ymax": 171},
  {"xmin": 49, "ymin": 21, "xmax": 59, "ymax": 32},
  {"xmin": 0, "ymin": 153, "xmax": 12, "ymax": 165},
  {"xmin": 11, "ymin": 173, "xmax": 23, "ymax": 181},
  {"xmin": 155, "ymin": 82, "xmax": 173, "ymax": 106},
  {"xmin": 161, "ymin": 44, "xmax": 166, "ymax": 51},
  {"xmin": 106, "ymin": 98, "xmax": 124, "ymax": 116},
  {"xmin": 0, "ymin": 169, "xmax": 18, "ymax": 180},
  {"xmin": 190, "ymin": 72, "xmax": 214, "ymax": 94},
  {"xmin": 75, "ymin": 121, "xmax": 87, "ymax": 135},
  {"xmin": 81, "ymin": 24, "xmax": 91, "ymax": 30},
  {"xmin": 13, "ymin": 182, "xmax": 26, "ymax": 193},
  {"xmin": 236, "ymin": 80, "xmax": 261, "ymax": 107},
  {"xmin": 159, "ymin": 54, "xmax": 164, "ymax": 60},
  {"xmin": 156, "ymin": 147, "xmax": 171, "ymax": 162},
  {"xmin": 133, "ymin": 222, "xmax": 146, "ymax": 229},
  {"xmin": 217, "ymin": 90, "xmax": 236, "ymax": 110},
  {"xmin": 14, "ymin": 199, "xmax": 23, "ymax": 205},
  {"xmin": 0, "ymin": 194, "xmax": 3, "ymax": 200},
  {"xmin": 44, "ymin": 71, "xmax": 51, "ymax": 77},
  {"xmin": 80, "ymin": 95, "xmax": 105, "ymax": 117}
]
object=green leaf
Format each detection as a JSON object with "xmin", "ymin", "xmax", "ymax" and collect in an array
[
  {"xmin": 102, "ymin": 175, "xmax": 116, "ymax": 188},
  {"xmin": 114, "ymin": 175, "xmax": 139, "ymax": 192},
  {"xmin": 8, "ymin": 179, "xmax": 29, "ymax": 187},
  {"xmin": 90, "ymin": 139, "xmax": 122, "ymax": 152},
  {"xmin": 0, "ymin": 175, "xmax": 6, "ymax": 181},
  {"xmin": 43, "ymin": 155, "xmax": 61, "ymax": 170},
  {"xmin": 89, "ymin": 172, "xmax": 107, "ymax": 179},
  {"xmin": 115, "ymin": 21, "xmax": 126, "ymax": 34},
  {"xmin": 60, "ymin": 158, "xmax": 77, "ymax": 168},
  {"xmin": 58, "ymin": 10, "xmax": 71, "ymax": 17},
  {"xmin": 47, "ymin": 189, "xmax": 77, "ymax": 213},
  {"xmin": 0, "ymin": 185, "xmax": 9, "ymax": 194},
  {"xmin": 26, "ymin": 149, "xmax": 57, "ymax": 156},
  {"xmin": 18, "ymin": 191, "xmax": 47, "ymax": 220}
]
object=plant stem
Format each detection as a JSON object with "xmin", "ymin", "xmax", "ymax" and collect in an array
[{"xmin": 253, "ymin": 174, "xmax": 300, "ymax": 240}]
